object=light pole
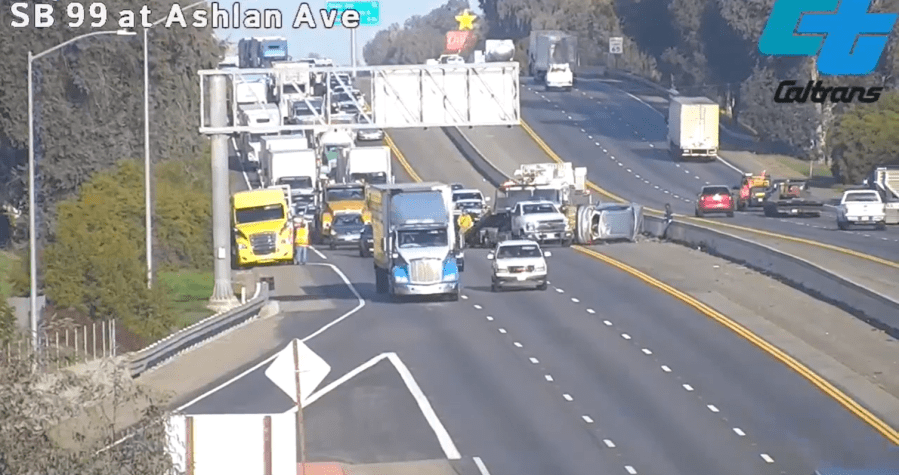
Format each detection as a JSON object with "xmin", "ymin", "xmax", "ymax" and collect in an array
[
  {"xmin": 143, "ymin": 1, "xmax": 207, "ymax": 289},
  {"xmin": 28, "ymin": 29, "xmax": 136, "ymax": 352}
]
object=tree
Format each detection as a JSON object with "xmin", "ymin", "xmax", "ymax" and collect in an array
[
  {"xmin": 830, "ymin": 92, "xmax": 899, "ymax": 183},
  {"xmin": 0, "ymin": 0, "xmax": 223, "ymax": 236},
  {"xmin": 0, "ymin": 353, "xmax": 173, "ymax": 475}
]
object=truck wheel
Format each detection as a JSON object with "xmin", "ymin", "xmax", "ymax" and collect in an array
[
  {"xmin": 329, "ymin": 240, "xmax": 336, "ymax": 250},
  {"xmin": 562, "ymin": 238, "xmax": 573, "ymax": 247},
  {"xmin": 876, "ymin": 222, "xmax": 887, "ymax": 231},
  {"xmin": 565, "ymin": 87, "xmax": 572, "ymax": 92},
  {"xmin": 695, "ymin": 209, "xmax": 704, "ymax": 218},
  {"xmin": 727, "ymin": 211, "xmax": 734, "ymax": 218},
  {"xmin": 837, "ymin": 221, "xmax": 848, "ymax": 231},
  {"xmin": 448, "ymin": 289, "xmax": 460, "ymax": 301},
  {"xmin": 537, "ymin": 281, "xmax": 548, "ymax": 291},
  {"xmin": 491, "ymin": 283, "xmax": 500, "ymax": 292}
]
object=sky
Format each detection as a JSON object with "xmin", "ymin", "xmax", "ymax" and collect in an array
[{"xmin": 211, "ymin": 0, "xmax": 483, "ymax": 66}]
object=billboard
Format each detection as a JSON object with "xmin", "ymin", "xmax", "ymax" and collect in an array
[{"xmin": 445, "ymin": 31, "xmax": 473, "ymax": 53}]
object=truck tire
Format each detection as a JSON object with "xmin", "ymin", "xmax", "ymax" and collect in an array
[
  {"xmin": 537, "ymin": 281, "xmax": 548, "ymax": 291},
  {"xmin": 876, "ymin": 222, "xmax": 887, "ymax": 231},
  {"xmin": 448, "ymin": 289, "xmax": 460, "ymax": 301},
  {"xmin": 837, "ymin": 221, "xmax": 849, "ymax": 230},
  {"xmin": 727, "ymin": 211, "xmax": 734, "ymax": 218}
]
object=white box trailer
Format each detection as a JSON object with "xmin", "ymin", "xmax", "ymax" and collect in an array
[
  {"xmin": 869, "ymin": 166, "xmax": 899, "ymax": 224},
  {"xmin": 667, "ymin": 96, "xmax": 719, "ymax": 161},
  {"xmin": 262, "ymin": 149, "xmax": 318, "ymax": 196},
  {"xmin": 237, "ymin": 104, "xmax": 281, "ymax": 167}
]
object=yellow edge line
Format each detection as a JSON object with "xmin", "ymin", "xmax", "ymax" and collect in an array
[
  {"xmin": 385, "ymin": 133, "xmax": 422, "ymax": 183},
  {"xmin": 574, "ymin": 245, "xmax": 899, "ymax": 444},
  {"xmin": 388, "ymin": 123, "xmax": 899, "ymax": 444},
  {"xmin": 518, "ymin": 120, "xmax": 899, "ymax": 269}
]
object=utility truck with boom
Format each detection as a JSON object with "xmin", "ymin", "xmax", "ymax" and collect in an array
[
  {"xmin": 866, "ymin": 166, "xmax": 899, "ymax": 224},
  {"xmin": 667, "ymin": 96, "xmax": 719, "ymax": 161},
  {"xmin": 367, "ymin": 183, "xmax": 461, "ymax": 301}
]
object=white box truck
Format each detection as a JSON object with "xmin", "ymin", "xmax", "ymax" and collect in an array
[
  {"xmin": 260, "ymin": 135, "xmax": 314, "ymax": 188},
  {"xmin": 667, "ymin": 96, "xmax": 719, "ymax": 162},
  {"xmin": 340, "ymin": 146, "xmax": 392, "ymax": 185},
  {"xmin": 368, "ymin": 182, "xmax": 462, "ymax": 301},
  {"xmin": 237, "ymin": 104, "xmax": 281, "ymax": 169},
  {"xmin": 262, "ymin": 149, "xmax": 318, "ymax": 202}
]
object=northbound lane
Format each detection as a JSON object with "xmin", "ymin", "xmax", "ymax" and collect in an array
[{"xmin": 519, "ymin": 79, "xmax": 899, "ymax": 259}]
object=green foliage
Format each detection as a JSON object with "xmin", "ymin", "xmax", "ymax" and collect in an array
[
  {"xmin": 364, "ymin": 0, "xmax": 481, "ymax": 65},
  {"xmin": 830, "ymin": 92, "xmax": 899, "ymax": 183},
  {"xmin": 38, "ymin": 154, "xmax": 212, "ymax": 341},
  {"xmin": 0, "ymin": 0, "xmax": 223, "ymax": 230},
  {"xmin": 0, "ymin": 298, "xmax": 15, "ymax": 344},
  {"xmin": 159, "ymin": 269, "xmax": 214, "ymax": 326}
]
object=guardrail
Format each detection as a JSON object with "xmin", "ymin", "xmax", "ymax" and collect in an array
[
  {"xmin": 127, "ymin": 282, "xmax": 270, "ymax": 378},
  {"xmin": 444, "ymin": 125, "xmax": 899, "ymax": 338}
]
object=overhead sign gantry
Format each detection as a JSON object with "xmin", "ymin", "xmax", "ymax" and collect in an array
[{"xmin": 198, "ymin": 63, "xmax": 520, "ymax": 134}]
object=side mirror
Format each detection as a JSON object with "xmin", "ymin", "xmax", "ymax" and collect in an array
[
  {"xmin": 486, "ymin": 252, "xmax": 495, "ymax": 260},
  {"xmin": 380, "ymin": 237, "xmax": 387, "ymax": 250},
  {"xmin": 485, "ymin": 197, "xmax": 491, "ymax": 202},
  {"xmin": 543, "ymin": 251, "xmax": 552, "ymax": 257}
]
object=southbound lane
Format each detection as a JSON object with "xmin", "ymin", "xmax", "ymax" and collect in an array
[
  {"xmin": 518, "ymin": 80, "xmax": 899, "ymax": 261},
  {"xmin": 320, "ymin": 245, "xmax": 630, "ymax": 475},
  {"xmin": 388, "ymin": 126, "xmax": 899, "ymax": 474}
]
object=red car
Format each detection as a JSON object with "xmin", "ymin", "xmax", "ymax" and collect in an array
[{"xmin": 695, "ymin": 185, "xmax": 735, "ymax": 217}]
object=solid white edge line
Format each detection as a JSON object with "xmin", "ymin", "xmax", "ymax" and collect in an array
[
  {"xmin": 385, "ymin": 353, "xmax": 462, "ymax": 459},
  {"xmin": 309, "ymin": 246, "xmax": 328, "ymax": 259},
  {"xmin": 175, "ymin": 262, "xmax": 365, "ymax": 412},
  {"xmin": 473, "ymin": 456, "xmax": 491, "ymax": 475},
  {"xmin": 287, "ymin": 352, "xmax": 462, "ymax": 460}
]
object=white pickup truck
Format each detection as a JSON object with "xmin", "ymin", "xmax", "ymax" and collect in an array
[
  {"xmin": 545, "ymin": 63, "xmax": 573, "ymax": 91},
  {"xmin": 836, "ymin": 190, "xmax": 886, "ymax": 230},
  {"xmin": 510, "ymin": 200, "xmax": 573, "ymax": 245}
]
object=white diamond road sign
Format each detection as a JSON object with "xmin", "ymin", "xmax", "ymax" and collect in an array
[
  {"xmin": 609, "ymin": 37, "xmax": 623, "ymax": 55},
  {"xmin": 326, "ymin": 1, "xmax": 380, "ymax": 26}
]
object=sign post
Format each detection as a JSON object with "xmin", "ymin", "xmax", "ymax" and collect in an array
[
  {"xmin": 326, "ymin": 1, "xmax": 381, "ymax": 77},
  {"xmin": 609, "ymin": 37, "xmax": 623, "ymax": 71}
]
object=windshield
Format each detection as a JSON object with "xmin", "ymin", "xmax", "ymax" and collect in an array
[
  {"xmin": 362, "ymin": 224, "xmax": 372, "ymax": 236},
  {"xmin": 505, "ymin": 189, "xmax": 561, "ymax": 204},
  {"xmin": 327, "ymin": 187, "xmax": 364, "ymax": 201},
  {"xmin": 497, "ymin": 244, "xmax": 542, "ymax": 258},
  {"xmin": 283, "ymin": 85, "xmax": 301, "ymax": 94},
  {"xmin": 702, "ymin": 187, "xmax": 730, "ymax": 195},
  {"xmin": 351, "ymin": 172, "xmax": 387, "ymax": 183},
  {"xmin": 334, "ymin": 214, "xmax": 364, "ymax": 226},
  {"xmin": 453, "ymin": 192, "xmax": 483, "ymax": 202},
  {"xmin": 397, "ymin": 229, "xmax": 448, "ymax": 248},
  {"xmin": 522, "ymin": 203, "xmax": 557, "ymax": 214},
  {"xmin": 277, "ymin": 177, "xmax": 313, "ymax": 189},
  {"xmin": 845, "ymin": 192, "xmax": 880, "ymax": 202},
  {"xmin": 235, "ymin": 204, "xmax": 285, "ymax": 224}
]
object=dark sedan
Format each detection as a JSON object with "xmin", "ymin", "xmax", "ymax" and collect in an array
[
  {"xmin": 329, "ymin": 213, "xmax": 366, "ymax": 249},
  {"xmin": 358, "ymin": 223, "xmax": 374, "ymax": 257}
]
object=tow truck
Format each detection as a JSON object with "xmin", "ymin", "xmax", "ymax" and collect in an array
[
  {"xmin": 735, "ymin": 172, "xmax": 771, "ymax": 210},
  {"xmin": 763, "ymin": 179, "xmax": 823, "ymax": 217}
]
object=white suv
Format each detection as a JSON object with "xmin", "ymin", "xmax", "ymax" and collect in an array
[{"xmin": 487, "ymin": 240, "xmax": 551, "ymax": 292}]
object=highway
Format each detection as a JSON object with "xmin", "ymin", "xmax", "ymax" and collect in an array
[
  {"xmin": 519, "ymin": 77, "xmax": 899, "ymax": 258},
  {"xmin": 384, "ymin": 128, "xmax": 899, "ymax": 474},
  {"xmin": 454, "ymin": 81, "xmax": 899, "ymax": 300}
]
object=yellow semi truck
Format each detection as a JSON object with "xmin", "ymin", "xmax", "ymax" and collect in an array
[{"xmin": 231, "ymin": 188, "xmax": 294, "ymax": 268}]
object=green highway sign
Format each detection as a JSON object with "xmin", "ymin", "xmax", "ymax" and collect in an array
[{"xmin": 326, "ymin": 1, "xmax": 380, "ymax": 26}]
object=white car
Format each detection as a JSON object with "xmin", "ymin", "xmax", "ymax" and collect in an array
[
  {"xmin": 487, "ymin": 240, "xmax": 551, "ymax": 292},
  {"xmin": 837, "ymin": 189, "xmax": 886, "ymax": 230},
  {"xmin": 545, "ymin": 63, "xmax": 573, "ymax": 91}
]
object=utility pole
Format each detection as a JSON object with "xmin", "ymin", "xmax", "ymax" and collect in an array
[{"xmin": 293, "ymin": 339, "xmax": 307, "ymax": 475}]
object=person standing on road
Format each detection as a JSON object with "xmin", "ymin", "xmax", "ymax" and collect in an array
[
  {"xmin": 457, "ymin": 212, "xmax": 474, "ymax": 246},
  {"xmin": 294, "ymin": 218, "xmax": 310, "ymax": 265}
]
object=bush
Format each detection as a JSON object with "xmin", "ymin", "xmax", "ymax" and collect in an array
[
  {"xmin": 37, "ymin": 155, "xmax": 212, "ymax": 342},
  {"xmin": 830, "ymin": 91, "xmax": 899, "ymax": 183}
]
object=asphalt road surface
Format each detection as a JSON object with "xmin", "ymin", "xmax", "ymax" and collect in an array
[
  {"xmin": 518, "ymin": 78, "xmax": 899, "ymax": 261},
  {"xmin": 380, "ymin": 127, "xmax": 899, "ymax": 474},
  {"xmin": 452, "ymin": 116, "xmax": 898, "ymax": 300}
]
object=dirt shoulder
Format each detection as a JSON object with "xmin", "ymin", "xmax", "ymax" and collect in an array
[{"xmin": 598, "ymin": 240, "xmax": 899, "ymax": 429}]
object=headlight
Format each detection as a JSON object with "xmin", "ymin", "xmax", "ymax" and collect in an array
[
  {"xmin": 495, "ymin": 265, "xmax": 508, "ymax": 273},
  {"xmin": 238, "ymin": 244, "xmax": 247, "ymax": 250},
  {"xmin": 331, "ymin": 228, "xmax": 337, "ymax": 236},
  {"xmin": 535, "ymin": 265, "xmax": 546, "ymax": 272}
]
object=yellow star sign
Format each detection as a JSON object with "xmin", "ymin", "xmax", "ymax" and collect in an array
[{"xmin": 456, "ymin": 9, "xmax": 477, "ymax": 30}]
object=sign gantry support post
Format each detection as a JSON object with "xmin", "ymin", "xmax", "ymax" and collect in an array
[{"xmin": 207, "ymin": 75, "xmax": 239, "ymax": 311}]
